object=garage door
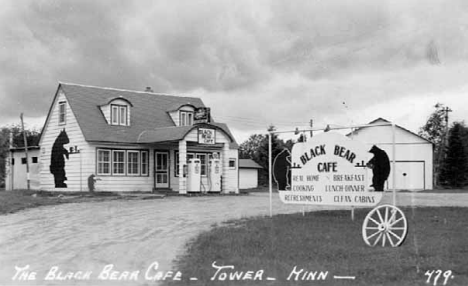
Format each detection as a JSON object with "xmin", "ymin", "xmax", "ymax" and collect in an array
[
  {"xmin": 387, "ymin": 161, "xmax": 425, "ymax": 190},
  {"xmin": 239, "ymin": 169, "xmax": 258, "ymax": 189}
]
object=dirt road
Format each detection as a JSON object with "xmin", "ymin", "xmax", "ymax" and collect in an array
[{"xmin": 0, "ymin": 192, "xmax": 466, "ymax": 285}]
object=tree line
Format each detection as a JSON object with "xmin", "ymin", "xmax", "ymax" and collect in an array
[{"xmin": 419, "ymin": 104, "xmax": 468, "ymax": 188}]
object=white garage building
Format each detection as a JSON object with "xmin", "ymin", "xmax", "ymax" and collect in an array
[
  {"xmin": 349, "ymin": 118, "xmax": 433, "ymax": 191},
  {"xmin": 238, "ymin": 159, "xmax": 263, "ymax": 189}
]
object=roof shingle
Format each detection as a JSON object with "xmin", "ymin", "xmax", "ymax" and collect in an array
[
  {"xmin": 58, "ymin": 83, "xmax": 237, "ymax": 146},
  {"xmin": 239, "ymin": 159, "xmax": 263, "ymax": 169}
]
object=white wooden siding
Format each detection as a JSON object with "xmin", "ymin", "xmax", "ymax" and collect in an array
[
  {"xmin": 100, "ymin": 105, "xmax": 111, "ymax": 124},
  {"xmin": 39, "ymin": 89, "xmax": 91, "ymax": 192},
  {"xmin": 223, "ymin": 149, "xmax": 239, "ymax": 193}
]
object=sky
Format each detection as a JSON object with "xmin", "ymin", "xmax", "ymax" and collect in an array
[{"xmin": 1, "ymin": 0, "xmax": 468, "ymax": 143}]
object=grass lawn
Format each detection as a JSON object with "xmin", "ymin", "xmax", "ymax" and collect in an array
[
  {"xmin": 0, "ymin": 189, "xmax": 125, "ymax": 215},
  {"xmin": 166, "ymin": 207, "xmax": 468, "ymax": 286}
]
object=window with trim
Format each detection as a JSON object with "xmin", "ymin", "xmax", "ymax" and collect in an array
[
  {"xmin": 112, "ymin": 150, "xmax": 126, "ymax": 175},
  {"xmin": 111, "ymin": 104, "xmax": 128, "ymax": 126},
  {"xmin": 188, "ymin": 112, "xmax": 193, "ymax": 125},
  {"xmin": 97, "ymin": 150, "xmax": 111, "ymax": 175},
  {"xmin": 229, "ymin": 158, "xmax": 236, "ymax": 169},
  {"xmin": 97, "ymin": 149, "xmax": 148, "ymax": 176},
  {"xmin": 179, "ymin": 111, "xmax": 194, "ymax": 126},
  {"xmin": 197, "ymin": 154, "xmax": 207, "ymax": 176},
  {"xmin": 58, "ymin": 102, "xmax": 66, "ymax": 124},
  {"xmin": 175, "ymin": 151, "xmax": 211, "ymax": 176},
  {"xmin": 32, "ymin": 157, "xmax": 38, "ymax": 164},
  {"xmin": 127, "ymin": 151, "xmax": 140, "ymax": 175},
  {"xmin": 175, "ymin": 152, "xmax": 193, "ymax": 176},
  {"xmin": 141, "ymin": 151, "xmax": 148, "ymax": 176}
]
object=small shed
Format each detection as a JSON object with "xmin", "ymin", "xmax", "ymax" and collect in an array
[
  {"xmin": 5, "ymin": 147, "xmax": 41, "ymax": 190},
  {"xmin": 239, "ymin": 159, "xmax": 263, "ymax": 189}
]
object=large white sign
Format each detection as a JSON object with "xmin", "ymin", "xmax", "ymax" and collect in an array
[
  {"xmin": 278, "ymin": 132, "xmax": 382, "ymax": 207},
  {"xmin": 198, "ymin": 128, "xmax": 216, "ymax": 144}
]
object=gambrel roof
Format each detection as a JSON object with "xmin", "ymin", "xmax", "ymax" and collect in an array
[
  {"xmin": 239, "ymin": 159, "xmax": 263, "ymax": 169},
  {"xmin": 43, "ymin": 83, "xmax": 237, "ymax": 147},
  {"xmin": 347, "ymin": 117, "xmax": 433, "ymax": 144}
]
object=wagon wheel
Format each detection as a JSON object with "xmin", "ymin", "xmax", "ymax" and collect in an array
[{"xmin": 362, "ymin": 204, "xmax": 408, "ymax": 247}]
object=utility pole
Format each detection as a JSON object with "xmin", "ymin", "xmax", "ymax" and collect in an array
[
  {"xmin": 441, "ymin": 106, "xmax": 452, "ymax": 160},
  {"xmin": 309, "ymin": 119, "xmax": 314, "ymax": 137},
  {"xmin": 9, "ymin": 130, "xmax": 13, "ymax": 190},
  {"xmin": 443, "ymin": 107, "xmax": 452, "ymax": 142},
  {"xmin": 20, "ymin": 113, "xmax": 30, "ymax": 190},
  {"xmin": 436, "ymin": 106, "xmax": 452, "ymax": 187}
]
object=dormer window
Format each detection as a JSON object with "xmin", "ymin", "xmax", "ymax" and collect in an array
[
  {"xmin": 180, "ymin": 111, "xmax": 193, "ymax": 126},
  {"xmin": 111, "ymin": 104, "xmax": 128, "ymax": 126},
  {"xmin": 102, "ymin": 97, "xmax": 133, "ymax": 126},
  {"xmin": 58, "ymin": 102, "xmax": 66, "ymax": 125}
]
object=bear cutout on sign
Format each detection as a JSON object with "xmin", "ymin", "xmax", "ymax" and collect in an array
[
  {"xmin": 273, "ymin": 149, "xmax": 292, "ymax": 191},
  {"xmin": 366, "ymin": 145, "xmax": 391, "ymax": 192}
]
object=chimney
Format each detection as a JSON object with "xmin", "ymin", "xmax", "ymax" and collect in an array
[{"xmin": 145, "ymin": 86, "xmax": 153, "ymax": 92}]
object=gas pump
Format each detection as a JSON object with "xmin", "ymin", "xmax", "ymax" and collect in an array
[
  {"xmin": 209, "ymin": 158, "xmax": 221, "ymax": 192},
  {"xmin": 187, "ymin": 158, "xmax": 201, "ymax": 192}
]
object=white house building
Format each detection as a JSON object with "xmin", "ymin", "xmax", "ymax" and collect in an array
[
  {"xmin": 348, "ymin": 118, "xmax": 433, "ymax": 190},
  {"xmin": 38, "ymin": 83, "xmax": 239, "ymax": 194}
]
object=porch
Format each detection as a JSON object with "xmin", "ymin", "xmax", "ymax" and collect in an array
[{"xmin": 137, "ymin": 123, "xmax": 239, "ymax": 194}]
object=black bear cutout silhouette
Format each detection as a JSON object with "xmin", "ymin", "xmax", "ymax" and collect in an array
[
  {"xmin": 50, "ymin": 129, "xmax": 70, "ymax": 188},
  {"xmin": 273, "ymin": 149, "xmax": 292, "ymax": 191},
  {"xmin": 367, "ymin": 145, "xmax": 390, "ymax": 192}
]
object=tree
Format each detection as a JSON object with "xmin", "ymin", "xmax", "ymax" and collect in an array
[
  {"xmin": 238, "ymin": 126, "xmax": 294, "ymax": 186},
  {"xmin": 439, "ymin": 122, "xmax": 468, "ymax": 187},
  {"xmin": 418, "ymin": 103, "xmax": 450, "ymax": 186},
  {"xmin": 458, "ymin": 121, "xmax": 468, "ymax": 185},
  {"xmin": 239, "ymin": 134, "xmax": 265, "ymax": 160}
]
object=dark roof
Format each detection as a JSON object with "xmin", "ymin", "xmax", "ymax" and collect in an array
[
  {"xmin": 347, "ymin": 117, "xmax": 433, "ymax": 144},
  {"xmin": 239, "ymin": 159, "xmax": 263, "ymax": 169},
  {"xmin": 47, "ymin": 83, "xmax": 237, "ymax": 146},
  {"xmin": 10, "ymin": 146, "xmax": 40, "ymax": 152},
  {"xmin": 137, "ymin": 122, "xmax": 238, "ymax": 148}
]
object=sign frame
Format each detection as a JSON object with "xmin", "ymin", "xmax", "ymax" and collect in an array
[{"xmin": 267, "ymin": 123, "xmax": 397, "ymax": 217}]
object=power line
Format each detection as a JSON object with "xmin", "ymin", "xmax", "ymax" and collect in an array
[{"xmin": 214, "ymin": 114, "xmax": 308, "ymax": 125}]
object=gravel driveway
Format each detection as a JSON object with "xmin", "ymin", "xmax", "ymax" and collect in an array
[{"xmin": 0, "ymin": 191, "xmax": 467, "ymax": 285}]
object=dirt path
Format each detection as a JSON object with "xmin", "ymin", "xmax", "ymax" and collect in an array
[{"xmin": 0, "ymin": 192, "xmax": 466, "ymax": 285}]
